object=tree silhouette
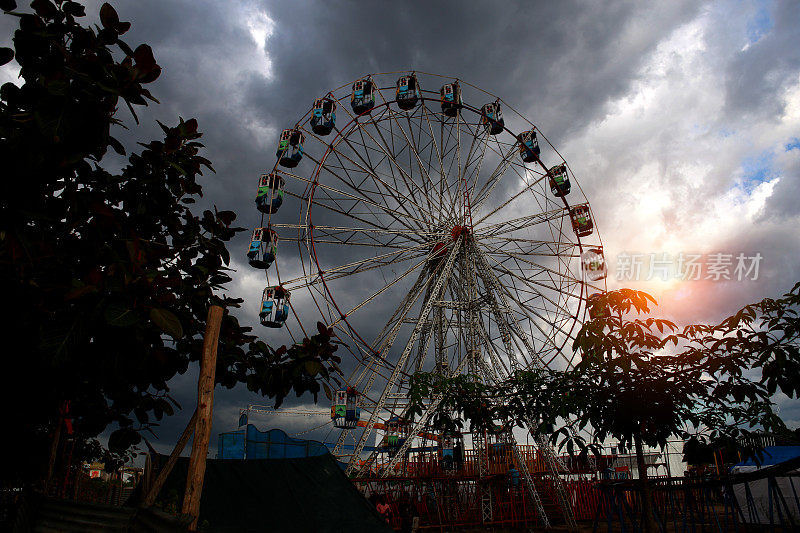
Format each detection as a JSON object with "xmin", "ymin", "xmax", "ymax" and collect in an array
[{"xmin": 0, "ymin": 1, "xmax": 339, "ymax": 486}]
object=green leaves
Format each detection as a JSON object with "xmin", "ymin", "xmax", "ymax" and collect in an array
[
  {"xmin": 104, "ymin": 301, "xmax": 139, "ymax": 327},
  {"xmin": 150, "ymin": 308, "xmax": 183, "ymax": 339}
]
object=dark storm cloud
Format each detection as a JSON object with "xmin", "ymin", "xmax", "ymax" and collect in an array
[
  {"xmin": 108, "ymin": 0, "xmax": 777, "ymax": 449},
  {"xmin": 8, "ymin": 0, "xmax": 800, "ymax": 450}
]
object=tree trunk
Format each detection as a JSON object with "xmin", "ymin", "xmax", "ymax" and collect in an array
[
  {"xmin": 634, "ymin": 432, "xmax": 657, "ymax": 533},
  {"xmin": 181, "ymin": 305, "xmax": 223, "ymax": 530}
]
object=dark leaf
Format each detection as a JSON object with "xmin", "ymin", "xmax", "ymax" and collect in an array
[
  {"xmin": 108, "ymin": 136, "xmax": 125, "ymax": 156},
  {"xmin": 216, "ymin": 210, "xmax": 236, "ymax": 226},
  {"xmin": 104, "ymin": 302, "xmax": 139, "ymax": 327},
  {"xmin": 31, "ymin": 0, "xmax": 57, "ymax": 18},
  {"xmin": 0, "ymin": 48, "xmax": 13, "ymax": 66},
  {"xmin": 150, "ymin": 308, "xmax": 184, "ymax": 339},
  {"xmin": 99, "ymin": 3, "xmax": 119, "ymax": 30},
  {"xmin": 63, "ymin": 2, "xmax": 85, "ymax": 16},
  {"xmin": 0, "ymin": 0, "xmax": 16, "ymax": 12}
]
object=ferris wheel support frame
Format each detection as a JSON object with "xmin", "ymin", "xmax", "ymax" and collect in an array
[{"xmin": 345, "ymin": 236, "xmax": 464, "ymax": 477}]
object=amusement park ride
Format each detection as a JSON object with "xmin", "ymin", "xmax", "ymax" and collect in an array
[{"xmin": 246, "ymin": 72, "xmax": 608, "ymax": 529}]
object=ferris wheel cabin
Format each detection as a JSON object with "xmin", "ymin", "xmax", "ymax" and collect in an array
[
  {"xmin": 311, "ymin": 97, "xmax": 336, "ymax": 135},
  {"xmin": 260, "ymin": 286, "xmax": 290, "ymax": 328},
  {"xmin": 480, "ymin": 102, "xmax": 505, "ymax": 135},
  {"xmin": 549, "ymin": 163, "xmax": 571, "ymax": 197},
  {"xmin": 519, "ymin": 129, "xmax": 541, "ymax": 162},
  {"xmin": 276, "ymin": 129, "xmax": 304, "ymax": 168},
  {"xmin": 569, "ymin": 204, "xmax": 594, "ymax": 237},
  {"xmin": 247, "ymin": 227, "xmax": 278, "ymax": 269},
  {"xmin": 581, "ymin": 248, "xmax": 607, "ymax": 281},
  {"xmin": 440, "ymin": 431, "xmax": 464, "ymax": 471},
  {"xmin": 384, "ymin": 416, "xmax": 409, "ymax": 457},
  {"xmin": 351, "ymin": 77, "xmax": 375, "ymax": 114},
  {"xmin": 395, "ymin": 74, "xmax": 419, "ymax": 110},
  {"xmin": 440, "ymin": 82, "xmax": 461, "ymax": 117},
  {"xmin": 255, "ymin": 172, "xmax": 285, "ymax": 214},
  {"xmin": 331, "ymin": 388, "xmax": 361, "ymax": 429}
]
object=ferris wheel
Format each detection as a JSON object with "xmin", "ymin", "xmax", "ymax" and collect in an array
[{"xmin": 247, "ymin": 72, "xmax": 607, "ymax": 480}]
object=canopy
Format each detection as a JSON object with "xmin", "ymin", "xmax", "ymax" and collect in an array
[{"xmin": 155, "ymin": 453, "xmax": 391, "ymax": 533}]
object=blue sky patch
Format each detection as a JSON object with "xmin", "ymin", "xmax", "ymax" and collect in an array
[
  {"xmin": 786, "ymin": 138, "xmax": 800, "ymax": 151},
  {"xmin": 746, "ymin": 0, "xmax": 773, "ymax": 45},
  {"xmin": 740, "ymin": 149, "xmax": 775, "ymax": 190}
]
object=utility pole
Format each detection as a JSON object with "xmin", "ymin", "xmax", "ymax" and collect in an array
[{"xmin": 181, "ymin": 305, "xmax": 223, "ymax": 530}]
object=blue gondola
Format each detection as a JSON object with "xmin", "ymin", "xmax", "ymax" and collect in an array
[
  {"xmin": 570, "ymin": 204, "xmax": 593, "ymax": 237},
  {"xmin": 440, "ymin": 82, "xmax": 461, "ymax": 117},
  {"xmin": 247, "ymin": 227, "xmax": 278, "ymax": 269},
  {"xmin": 396, "ymin": 74, "xmax": 419, "ymax": 110},
  {"xmin": 351, "ymin": 77, "xmax": 375, "ymax": 114},
  {"xmin": 480, "ymin": 101, "xmax": 504, "ymax": 135},
  {"xmin": 255, "ymin": 172, "xmax": 285, "ymax": 214},
  {"xmin": 260, "ymin": 286, "xmax": 290, "ymax": 328},
  {"xmin": 519, "ymin": 129, "xmax": 540, "ymax": 162},
  {"xmin": 276, "ymin": 129, "xmax": 304, "ymax": 168},
  {"xmin": 549, "ymin": 163, "xmax": 571, "ymax": 197},
  {"xmin": 311, "ymin": 97, "xmax": 336, "ymax": 135}
]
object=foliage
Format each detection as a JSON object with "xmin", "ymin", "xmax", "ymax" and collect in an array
[
  {"xmin": 409, "ymin": 285, "xmax": 799, "ymax": 457},
  {"xmin": 0, "ymin": 1, "xmax": 339, "ymax": 485}
]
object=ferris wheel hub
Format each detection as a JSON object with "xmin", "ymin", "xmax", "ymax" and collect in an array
[{"xmin": 450, "ymin": 225, "xmax": 470, "ymax": 240}]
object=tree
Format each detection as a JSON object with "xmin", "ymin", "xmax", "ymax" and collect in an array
[
  {"xmin": 410, "ymin": 286, "xmax": 797, "ymax": 532},
  {"xmin": 0, "ymin": 1, "xmax": 340, "ymax": 486}
]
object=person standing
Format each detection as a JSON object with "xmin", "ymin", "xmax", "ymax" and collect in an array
[{"xmin": 376, "ymin": 494, "xmax": 392, "ymax": 525}]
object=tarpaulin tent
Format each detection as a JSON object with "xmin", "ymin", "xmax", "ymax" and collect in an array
[
  {"xmin": 154, "ymin": 453, "xmax": 391, "ymax": 533},
  {"xmin": 217, "ymin": 425, "xmax": 329, "ymax": 460},
  {"xmin": 730, "ymin": 446, "xmax": 800, "ymax": 525}
]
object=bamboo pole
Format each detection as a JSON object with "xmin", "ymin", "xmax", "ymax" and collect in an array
[
  {"xmin": 142, "ymin": 408, "xmax": 198, "ymax": 507},
  {"xmin": 181, "ymin": 305, "xmax": 223, "ymax": 530}
]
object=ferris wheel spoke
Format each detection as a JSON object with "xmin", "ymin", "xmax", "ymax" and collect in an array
[
  {"xmin": 330, "ymin": 255, "xmax": 431, "ymax": 330},
  {"xmin": 280, "ymin": 241, "xmax": 433, "ymax": 290},
  {"xmin": 473, "ymin": 168, "xmax": 551, "ymax": 228},
  {"xmin": 382, "ymin": 106, "xmax": 442, "ymax": 223},
  {"xmin": 457, "ymin": 117, "xmax": 492, "ymax": 203},
  {"xmin": 488, "ymin": 246, "xmax": 584, "ymax": 286},
  {"xmin": 472, "ymin": 242, "xmax": 569, "ymax": 366},
  {"xmin": 349, "ymin": 119, "xmax": 440, "ymax": 224},
  {"xmin": 302, "ymin": 151, "xmax": 428, "ymax": 236},
  {"xmin": 475, "ymin": 207, "xmax": 567, "ymax": 238},
  {"xmin": 420, "ymin": 103, "xmax": 459, "ymax": 226},
  {"xmin": 351, "ymin": 114, "xmax": 442, "ymax": 226},
  {"xmin": 482, "ymin": 237, "xmax": 580, "ymax": 258},
  {"xmin": 324, "ymin": 132, "xmax": 439, "ymax": 229},
  {"xmin": 470, "ymin": 136, "xmax": 523, "ymax": 214},
  {"xmin": 287, "ymin": 183, "xmax": 432, "ymax": 231},
  {"xmin": 496, "ymin": 271, "xmax": 580, "ymax": 332},
  {"xmin": 301, "ymin": 127, "xmax": 427, "ymax": 230}
]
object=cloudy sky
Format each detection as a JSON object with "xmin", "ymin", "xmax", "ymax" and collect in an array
[{"xmin": 4, "ymin": 0, "xmax": 800, "ymax": 454}]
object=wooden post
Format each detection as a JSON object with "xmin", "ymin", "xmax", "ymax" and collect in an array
[
  {"xmin": 143, "ymin": 408, "xmax": 198, "ymax": 507},
  {"xmin": 181, "ymin": 305, "xmax": 223, "ymax": 530},
  {"xmin": 44, "ymin": 415, "xmax": 62, "ymax": 494}
]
